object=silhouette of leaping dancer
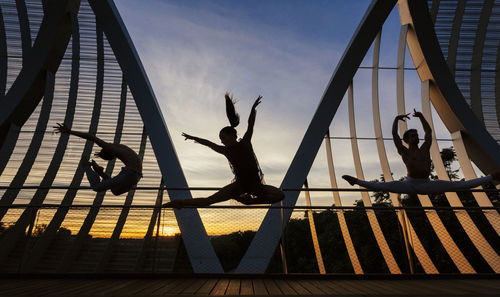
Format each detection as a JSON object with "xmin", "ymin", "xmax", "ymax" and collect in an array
[
  {"xmin": 165, "ymin": 93, "xmax": 285, "ymax": 208},
  {"xmin": 54, "ymin": 123, "xmax": 143, "ymax": 195},
  {"xmin": 342, "ymin": 109, "xmax": 500, "ymax": 194}
]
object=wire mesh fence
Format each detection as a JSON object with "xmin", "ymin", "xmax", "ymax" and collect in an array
[{"xmin": 0, "ymin": 188, "xmax": 499, "ymax": 275}]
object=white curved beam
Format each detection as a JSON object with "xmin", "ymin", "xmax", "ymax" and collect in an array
[
  {"xmin": 88, "ymin": 0, "xmax": 222, "ymax": 273},
  {"xmin": 325, "ymin": 131, "xmax": 363, "ymax": 274}
]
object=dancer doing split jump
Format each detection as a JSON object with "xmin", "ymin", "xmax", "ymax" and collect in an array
[
  {"xmin": 342, "ymin": 110, "xmax": 499, "ymax": 194},
  {"xmin": 165, "ymin": 93, "xmax": 285, "ymax": 208}
]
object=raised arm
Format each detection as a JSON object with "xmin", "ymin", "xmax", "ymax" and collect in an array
[
  {"xmin": 182, "ymin": 133, "xmax": 225, "ymax": 154},
  {"xmin": 392, "ymin": 114, "xmax": 409, "ymax": 154},
  {"xmin": 413, "ymin": 109, "xmax": 432, "ymax": 150},
  {"xmin": 243, "ymin": 95, "xmax": 262, "ymax": 141},
  {"xmin": 53, "ymin": 123, "xmax": 109, "ymax": 148}
]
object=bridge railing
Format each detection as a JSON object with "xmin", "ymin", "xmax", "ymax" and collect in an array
[{"xmin": 0, "ymin": 187, "xmax": 499, "ymax": 274}]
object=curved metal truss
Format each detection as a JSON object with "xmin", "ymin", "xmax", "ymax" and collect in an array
[{"xmin": 0, "ymin": 0, "xmax": 499, "ymax": 274}]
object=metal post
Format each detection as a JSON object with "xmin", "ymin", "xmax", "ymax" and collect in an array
[
  {"xmin": 279, "ymin": 200, "xmax": 288, "ymax": 274},
  {"xmin": 398, "ymin": 195, "xmax": 415, "ymax": 274}
]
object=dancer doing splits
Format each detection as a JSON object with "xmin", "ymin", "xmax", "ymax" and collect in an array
[
  {"xmin": 165, "ymin": 93, "xmax": 285, "ymax": 208},
  {"xmin": 54, "ymin": 123, "xmax": 142, "ymax": 195},
  {"xmin": 342, "ymin": 110, "xmax": 499, "ymax": 194}
]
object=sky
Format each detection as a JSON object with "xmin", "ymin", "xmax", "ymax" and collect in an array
[{"xmin": 113, "ymin": 0, "xmax": 459, "ymax": 209}]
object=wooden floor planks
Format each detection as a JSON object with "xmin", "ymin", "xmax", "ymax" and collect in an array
[{"xmin": 0, "ymin": 277, "xmax": 498, "ymax": 296}]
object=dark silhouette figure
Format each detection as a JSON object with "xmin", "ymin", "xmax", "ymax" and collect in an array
[
  {"xmin": 165, "ymin": 93, "xmax": 285, "ymax": 208},
  {"xmin": 54, "ymin": 123, "xmax": 142, "ymax": 195},
  {"xmin": 342, "ymin": 109, "xmax": 499, "ymax": 194}
]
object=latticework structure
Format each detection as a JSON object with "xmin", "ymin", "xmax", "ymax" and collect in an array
[{"xmin": 0, "ymin": 0, "xmax": 499, "ymax": 275}]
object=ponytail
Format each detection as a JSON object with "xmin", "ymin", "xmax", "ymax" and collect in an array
[{"xmin": 225, "ymin": 92, "xmax": 240, "ymax": 128}]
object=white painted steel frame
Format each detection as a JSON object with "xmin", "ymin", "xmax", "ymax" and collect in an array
[
  {"xmin": 324, "ymin": 131, "xmax": 363, "ymax": 274},
  {"xmin": 236, "ymin": 0, "xmax": 398, "ymax": 273},
  {"xmin": 421, "ymin": 81, "xmax": 500, "ymax": 273},
  {"xmin": 88, "ymin": 0, "xmax": 223, "ymax": 273}
]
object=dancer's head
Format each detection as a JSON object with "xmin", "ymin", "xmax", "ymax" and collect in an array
[
  {"xmin": 220, "ymin": 92, "xmax": 240, "ymax": 146},
  {"xmin": 95, "ymin": 149, "xmax": 115, "ymax": 160},
  {"xmin": 403, "ymin": 129, "xmax": 419, "ymax": 145}
]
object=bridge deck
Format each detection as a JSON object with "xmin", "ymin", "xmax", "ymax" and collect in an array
[{"xmin": 0, "ymin": 276, "xmax": 499, "ymax": 296}]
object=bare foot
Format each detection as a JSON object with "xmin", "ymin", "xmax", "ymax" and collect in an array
[
  {"xmin": 91, "ymin": 160, "xmax": 104, "ymax": 175},
  {"xmin": 164, "ymin": 200, "xmax": 184, "ymax": 209},
  {"xmin": 342, "ymin": 175, "xmax": 357, "ymax": 186}
]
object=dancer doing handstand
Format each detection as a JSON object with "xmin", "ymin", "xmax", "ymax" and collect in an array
[
  {"xmin": 165, "ymin": 93, "xmax": 285, "ymax": 208},
  {"xmin": 342, "ymin": 109, "xmax": 499, "ymax": 194},
  {"xmin": 54, "ymin": 123, "xmax": 142, "ymax": 195}
]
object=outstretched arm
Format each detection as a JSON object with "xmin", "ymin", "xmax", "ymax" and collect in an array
[
  {"xmin": 392, "ymin": 114, "xmax": 409, "ymax": 154},
  {"xmin": 182, "ymin": 133, "xmax": 225, "ymax": 154},
  {"xmin": 243, "ymin": 95, "xmax": 262, "ymax": 141},
  {"xmin": 413, "ymin": 109, "xmax": 432, "ymax": 150},
  {"xmin": 54, "ymin": 123, "xmax": 109, "ymax": 148}
]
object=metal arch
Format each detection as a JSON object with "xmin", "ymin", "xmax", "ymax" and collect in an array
[
  {"xmin": 429, "ymin": 0, "xmax": 440, "ymax": 23},
  {"xmin": 417, "ymin": 81, "xmax": 473, "ymax": 274},
  {"xmin": 395, "ymin": 26, "xmax": 438, "ymax": 274},
  {"xmin": 398, "ymin": 0, "xmax": 500, "ymax": 174},
  {"xmin": 18, "ymin": 11, "xmax": 81, "ymax": 273},
  {"xmin": 20, "ymin": 15, "xmax": 102, "ymax": 270},
  {"xmin": 445, "ymin": 0, "xmax": 467, "ymax": 73},
  {"xmin": 452, "ymin": 131, "xmax": 500, "ymax": 231},
  {"xmin": 15, "ymin": 0, "xmax": 31, "ymax": 63},
  {"xmin": 0, "ymin": 0, "xmax": 77, "ymax": 139},
  {"xmin": 470, "ymin": 0, "xmax": 494, "ymax": 124},
  {"xmin": 374, "ymin": 28, "xmax": 436, "ymax": 274},
  {"xmin": 0, "ymin": 0, "xmax": 77, "ymax": 178},
  {"xmin": 348, "ymin": 82, "xmax": 402, "ymax": 274},
  {"xmin": 399, "ymin": 0, "xmax": 500, "ymax": 271},
  {"xmin": 324, "ymin": 131, "xmax": 363, "ymax": 274},
  {"xmin": 58, "ymin": 74, "xmax": 129, "ymax": 273},
  {"xmin": 236, "ymin": 0, "xmax": 398, "ymax": 273},
  {"xmin": 0, "ymin": 70, "xmax": 55, "ymax": 265},
  {"xmin": 397, "ymin": 25, "xmax": 408, "ymax": 134},
  {"xmin": 56, "ymin": 22, "xmax": 115, "ymax": 273},
  {"xmin": 303, "ymin": 180, "xmax": 326, "ymax": 274},
  {"xmin": 0, "ymin": 5, "xmax": 6, "ymax": 98},
  {"xmin": 135, "ymin": 179, "xmax": 164, "ymax": 272},
  {"xmin": 422, "ymin": 81, "xmax": 500, "ymax": 273},
  {"xmin": 496, "ymin": 38, "xmax": 500, "ymax": 140},
  {"xmin": 88, "ymin": 0, "xmax": 223, "ymax": 273}
]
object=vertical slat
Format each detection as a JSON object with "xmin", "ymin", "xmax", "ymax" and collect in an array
[
  {"xmin": 0, "ymin": 70, "xmax": 53, "ymax": 220},
  {"xmin": 0, "ymin": 69, "xmax": 55, "ymax": 264},
  {"xmin": 95, "ymin": 127, "xmax": 148, "ymax": 272},
  {"xmin": 0, "ymin": 5, "xmax": 7, "ymax": 98},
  {"xmin": 470, "ymin": 0, "xmax": 494, "ymax": 124},
  {"xmin": 15, "ymin": 0, "xmax": 31, "ymax": 63},
  {"xmin": 134, "ymin": 179, "xmax": 164, "ymax": 272},
  {"xmin": 324, "ymin": 131, "xmax": 363, "ymax": 274},
  {"xmin": 429, "ymin": 0, "xmax": 440, "ymax": 23},
  {"xmin": 348, "ymin": 82, "xmax": 401, "ymax": 274},
  {"xmin": 16, "ymin": 11, "xmax": 81, "ymax": 272},
  {"xmin": 56, "ymin": 20, "xmax": 105, "ymax": 272},
  {"xmin": 496, "ymin": 38, "xmax": 500, "ymax": 144},
  {"xmin": 372, "ymin": 29, "xmax": 416, "ymax": 274},
  {"xmin": 417, "ymin": 80, "xmax": 475, "ymax": 274},
  {"xmin": 89, "ymin": 0, "xmax": 223, "ymax": 273},
  {"xmin": 56, "ymin": 40, "xmax": 127, "ymax": 273},
  {"xmin": 303, "ymin": 180, "xmax": 326, "ymax": 274},
  {"xmin": 397, "ymin": 25, "xmax": 409, "ymax": 134},
  {"xmin": 396, "ymin": 24, "xmax": 439, "ymax": 275},
  {"xmin": 422, "ymin": 81, "xmax": 500, "ymax": 273},
  {"xmin": 445, "ymin": 0, "xmax": 467, "ymax": 73}
]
